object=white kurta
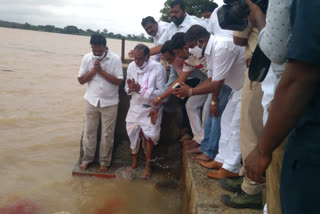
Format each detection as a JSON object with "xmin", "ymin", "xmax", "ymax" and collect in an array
[{"xmin": 125, "ymin": 59, "xmax": 166, "ymax": 154}]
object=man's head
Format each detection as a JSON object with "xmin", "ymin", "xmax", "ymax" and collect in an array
[
  {"xmin": 170, "ymin": 32, "xmax": 189, "ymax": 60},
  {"xmin": 141, "ymin": 16, "xmax": 158, "ymax": 37},
  {"xmin": 184, "ymin": 25, "xmax": 210, "ymax": 58},
  {"xmin": 90, "ymin": 34, "xmax": 107, "ymax": 56},
  {"xmin": 133, "ymin": 44, "xmax": 150, "ymax": 67},
  {"xmin": 184, "ymin": 25, "xmax": 210, "ymax": 49},
  {"xmin": 200, "ymin": 2, "xmax": 218, "ymax": 19},
  {"xmin": 160, "ymin": 41, "xmax": 175, "ymax": 64},
  {"xmin": 170, "ymin": 0, "xmax": 186, "ymax": 26}
]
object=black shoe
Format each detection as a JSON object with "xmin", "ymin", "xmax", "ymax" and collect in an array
[
  {"xmin": 219, "ymin": 176, "xmax": 243, "ymax": 192},
  {"xmin": 221, "ymin": 190, "xmax": 262, "ymax": 209}
]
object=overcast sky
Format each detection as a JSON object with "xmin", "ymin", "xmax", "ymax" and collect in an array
[{"xmin": 0, "ymin": 0, "xmax": 224, "ymax": 36}]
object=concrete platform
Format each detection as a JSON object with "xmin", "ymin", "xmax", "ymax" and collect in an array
[{"xmin": 181, "ymin": 145, "xmax": 263, "ymax": 214}]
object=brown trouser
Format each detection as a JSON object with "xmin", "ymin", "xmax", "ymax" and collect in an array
[
  {"xmin": 239, "ymin": 70, "xmax": 265, "ymax": 195},
  {"xmin": 82, "ymin": 100, "xmax": 118, "ymax": 166}
]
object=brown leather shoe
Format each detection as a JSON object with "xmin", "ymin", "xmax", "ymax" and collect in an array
[
  {"xmin": 200, "ymin": 160, "xmax": 222, "ymax": 169},
  {"xmin": 207, "ymin": 168, "xmax": 239, "ymax": 180}
]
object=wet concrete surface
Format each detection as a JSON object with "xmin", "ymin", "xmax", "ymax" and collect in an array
[{"xmin": 182, "ymin": 146, "xmax": 263, "ymax": 214}]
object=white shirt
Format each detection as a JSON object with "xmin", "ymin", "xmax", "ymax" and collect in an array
[
  {"xmin": 125, "ymin": 59, "xmax": 166, "ymax": 106},
  {"xmin": 204, "ymin": 35, "xmax": 246, "ymax": 90},
  {"xmin": 78, "ymin": 50, "xmax": 123, "ymax": 107},
  {"xmin": 158, "ymin": 14, "xmax": 200, "ymax": 45},
  {"xmin": 153, "ymin": 21, "xmax": 169, "ymax": 62},
  {"xmin": 190, "ymin": 15, "xmax": 210, "ymax": 29},
  {"xmin": 207, "ymin": 7, "xmax": 233, "ymax": 38}
]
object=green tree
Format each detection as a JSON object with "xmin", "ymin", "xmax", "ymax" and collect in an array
[
  {"xmin": 44, "ymin": 25, "xmax": 55, "ymax": 32},
  {"xmin": 160, "ymin": 0, "xmax": 216, "ymax": 22},
  {"xmin": 63, "ymin": 25, "xmax": 79, "ymax": 34}
]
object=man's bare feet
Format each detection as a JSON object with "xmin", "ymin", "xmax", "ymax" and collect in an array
[
  {"xmin": 98, "ymin": 165, "xmax": 108, "ymax": 172},
  {"xmin": 79, "ymin": 163, "xmax": 88, "ymax": 170},
  {"xmin": 126, "ymin": 154, "xmax": 138, "ymax": 171},
  {"xmin": 142, "ymin": 167, "xmax": 152, "ymax": 179},
  {"xmin": 192, "ymin": 153, "xmax": 212, "ymax": 161},
  {"xmin": 184, "ymin": 140, "xmax": 200, "ymax": 150},
  {"xmin": 187, "ymin": 147, "xmax": 202, "ymax": 154}
]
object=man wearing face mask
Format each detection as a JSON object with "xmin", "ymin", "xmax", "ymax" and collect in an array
[
  {"xmin": 152, "ymin": 33, "xmax": 208, "ymax": 149},
  {"xmin": 174, "ymin": 25, "xmax": 246, "ymax": 179},
  {"xmin": 78, "ymin": 34, "xmax": 123, "ymax": 172},
  {"xmin": 125, "ymin": 44, "xmax": 166, "ymax": 179}
]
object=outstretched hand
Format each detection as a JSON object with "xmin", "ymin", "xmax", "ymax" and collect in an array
[
  {"xmin": 151, "ymin": 97, "xmax": 163, "ymax": 107},
  {"xmin": 172, "ymin": 82, "xmax": 191, "ymax": 98},
  {"xmin": 128, "ymin": 50, "xmax": 134, "ymax": 58},
  {"xmin": 147, "ymin": 108, "xmax": 159, "ymax": 125},
  {"xmin": 244, "ymin": 146, "xmax": 271, "ymax": 183}
]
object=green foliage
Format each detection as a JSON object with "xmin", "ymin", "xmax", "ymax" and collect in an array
[
  {"xmin": 0, "ymin": 20, "xmax": 152, "ymax": 42},
  {"xmin": 160, "ymin": 0, "xmax": 217, "ymax": 22}
]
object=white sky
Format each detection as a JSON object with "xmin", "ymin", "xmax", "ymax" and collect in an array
[{"xmin": 0, "ymin": 0, "xmax": 224, "ymax": 36}]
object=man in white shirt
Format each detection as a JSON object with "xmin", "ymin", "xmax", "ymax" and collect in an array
[
  {"xmin": 207, "ymin": 6, "xmax": 233, "ymax": 38},
  {"xmin": 174, "ymin": 25, "xmax": 246, "ymax": 179},
  {"xmin": 192, "ymin": 1, "xmax": 218, "ymax": 29},
  {"xmin": 78, "ymin": 34, "xmax": 123, "ymax": 172},
  {"xmin": 141, "ymin": 16, "xmax": 168, "ymax": 62},
  {"xmin": 149, "ymin": 0, "xmax": 200, "ymax": 56},
  {"xmin": 125, "ymin": 44, "xmax": 166, "ymax": 179}
]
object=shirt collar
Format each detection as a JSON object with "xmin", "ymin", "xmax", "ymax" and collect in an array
[
  {"xmin": 204, "ymin": 34, "xmax": 215, "ymax": 56},
  {"xmin": 155, "ymin": 23, "xmax": 164, "ymax": 38},
  {"xmin": 179, "ymin": 14, "xmax": 190, "ymax": 28}
]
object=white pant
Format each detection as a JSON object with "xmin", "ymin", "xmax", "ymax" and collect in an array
[
  {"xmin": 186, "ymin": 94, "xmax": 208, "ymax": 143},
  {"xmin": 215, "ymin": 89, "xmax": 242, "ymax": 173},
  {"xmin": 261, "ymin": 67, "xmax": 277, "ymax": 125}
]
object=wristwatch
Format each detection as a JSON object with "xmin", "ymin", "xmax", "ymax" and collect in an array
[
  {"xmin": 187, "ymin": 88, "xmax": 193, "ymax": 97},
  {"xmin": 211, "ymin": 100, "xmax": 216, "ymax": 106}
]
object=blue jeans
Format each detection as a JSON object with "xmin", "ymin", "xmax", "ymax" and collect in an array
[{"xmin": 199, "ymin": 84, "xmax": 232, "ymax": 159}]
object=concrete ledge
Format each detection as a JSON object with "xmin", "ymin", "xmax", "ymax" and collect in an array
[{"xmin": 181, "ymin": 146, "xmax": 263, "ymax": 214}]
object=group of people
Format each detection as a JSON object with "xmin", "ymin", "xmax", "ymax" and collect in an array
[{"xmin": 77, "ymin": 0, "xmax": 320, "ymax": 213}]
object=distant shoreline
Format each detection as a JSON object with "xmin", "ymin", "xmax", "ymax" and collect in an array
[{"xmin": 0, "ymin": 20, "xmax": 152, "ymax": 43}]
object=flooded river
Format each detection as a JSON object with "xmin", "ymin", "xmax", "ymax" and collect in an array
[{"xmin": 0, "ymin": 27, "xmax": 180, "ymax": 214}]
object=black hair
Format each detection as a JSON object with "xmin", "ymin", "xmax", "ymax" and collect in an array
[
  {"xmin": 200, "ymin": 2, "xmax": 218, "ymax": 13},
  {"xmin": 134, "ymin": 44, "xmax": 150, "ymax": 57},
  {"xmin": 184, "ymin": 25, "xmax": 210, "ymax": 44},
  {"xmin": 170, "ymin": 32, "xmax": 186, "ymax": 50},
  {"xmin": 141, "ymin": 16, "xmax": 157, "ymax": 27},
  {"xmin": 169, "ymin": 0, "xmax": 186, "ymax": 10},
  {"xmin": 160, "ymin": 41, "xmax": 174, "ymax": 55},
  {"xmin": 90, "ymin": 34, "xmax": 106, "ymax": 47}
]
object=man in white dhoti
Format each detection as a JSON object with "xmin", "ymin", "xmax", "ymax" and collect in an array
[{"xmin": 125, "ymin": 44, "xmax": 166, "ymax": 179}]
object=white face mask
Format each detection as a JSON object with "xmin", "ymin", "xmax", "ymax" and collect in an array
[
  {"xmin": 204, "ymin": 18, "xmax": 210, "ymax": 24},
  {"xmin": 92, "ymin": 51, "xmax": 106, "ymax": 60},
  {"xmin": 138, "ymin": 61, "xmax": 148, "ymax": 69},
  {"xmin": 189, "ymin": 41, "xmax": 204, "ymax": 59},
  {"xmin": 189, "ymin": 45, "xmax": 203, "ymax": 59}
]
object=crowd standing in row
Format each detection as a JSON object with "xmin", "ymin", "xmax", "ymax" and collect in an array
[{"xmin": 77, "ymin": 0, "xmax": 320, "ymax": 213}]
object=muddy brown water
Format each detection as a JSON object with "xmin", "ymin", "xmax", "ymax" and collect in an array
[{"xmin": 0, "ymin": 27, "xmax": 181, "ymax": 214}]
